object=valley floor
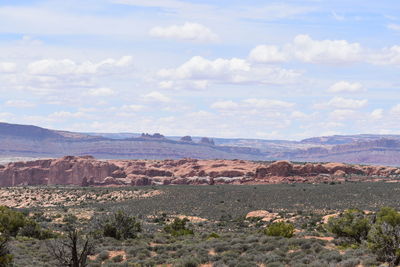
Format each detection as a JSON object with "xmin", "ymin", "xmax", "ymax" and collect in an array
[{"xmin": 4, "ymin": 183, "xmax": 400, "ymax": 266}]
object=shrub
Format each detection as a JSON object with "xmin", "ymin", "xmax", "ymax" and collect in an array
[
  {"xmin": 326, "ymin": 209, "xmax": 370, "ymax": 244},
  {"xmin": 0, "ymin": 236, "xmax": 12, "ymax": 266},
  {"xmin": 18, "ymin": 219, "xmax": 55, "ymax": 240},
  {"xmin": 208, "ymin": 233, "xmax": 220, "ymax": 239},
  {"xmin": 101, "ymin": 210, "xmax": 141, "ymax": 240},
  {"xmin": 265, "ymin": 222, "xmax": 295, "ymax": 238},
  {"xmin": 97, "ymin": 250, "xmax": 110, "ymax": 261},
  {"xmin": 175, "ymin": 257, "xmax": 200, "ymax": 267},
  {"xmin": 0, "ymin": 206, "xmax": 26, "ymax": 236},
  {"xmin": 368, "ymin": 207, "xmax": 400, "ymax": 266},
  {"xmin": 164, "ymin": 218, "xmax": 194, "ymax": 237},
  {"xmin": 111, "ymin": 254, "xmax": 124, "ymax": 263}
]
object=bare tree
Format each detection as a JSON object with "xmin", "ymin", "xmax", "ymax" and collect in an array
[{"xmin": 47, "ymin": 228, "xmax": 93, "ymax": 267}]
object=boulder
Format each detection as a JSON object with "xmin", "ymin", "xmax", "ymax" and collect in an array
[{"xmin": 267, "ymin": 161, "xmax": 293, "ymax": 176}]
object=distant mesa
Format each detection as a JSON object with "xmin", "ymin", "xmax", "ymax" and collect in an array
[
  {"xmin": 199, "ymin": 137, "xmax": 215, "ymax": 146},
  {"xmin": 180, "ymin": 136, "xmax": 193, "ymax": 142},
  {"xmin": 140, "ymin": 133, "xmax": 165, "ymax": 139}
]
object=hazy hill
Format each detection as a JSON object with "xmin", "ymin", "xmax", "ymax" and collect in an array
[{"xmin": 2, "ymin": 122, "xmax": 400, "ymax": 165}]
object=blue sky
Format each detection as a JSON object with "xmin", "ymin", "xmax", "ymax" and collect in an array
[{"xmin": 0, "ymin": 0, "xmax": 399, "ymax": 140}]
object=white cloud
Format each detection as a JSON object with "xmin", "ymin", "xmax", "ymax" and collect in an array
[
  {"xmin": 86, "ymin": 87, "xmax": 115, "ymax": 96},
  {"xmin": 159, "ymin": 80, "xmax": 209, "ymax": 90},
  {"xmin": 150, "ymin": 22, "xmax": 218, "ymax": 42},
  {"xmin": 5, "ymin": 100, "xmax": 36, "ymax": 108},
  {"xmin": 19, "ymin": 35, "xmax": 43, "ymax": 46},
  {"xmin": 390, "ymin": 104, "xmax": 400, "ymax": 115},
  {"xmin": 388, "ymin": 24, "xmax": 400, "ymax": 31},
  {"xmin": 157, "ymin": 56, "xmax": 300, "ymax": 89},
  {"xmin": 248, "ymin": 45, "xmax": 287, "ymax": 63},
  {"xmin": 290, "ymin": 111, "xmax": 308, "ymax": 119},
  {"xmin": 243, "ymin": 98, "xmax": 294, "ymax": 109},
  {"xmin": 28, "ymin": 56, "xmax": 133, "ymax": 75},
  {"xmin": 121, "ymin": 104, "xmax": 144, "ymax": 111},
  {"xmin": 142, "ymin": 91, "xmax": 171, "ymax": 103},
  {"xmin": 49, "ymin": 111, "xmax": 87, "ymax": 119},
  {"xmin": 370, "ymin": 109, "xmax": 384, "ymax": 120},
  {"xmin": 315, "ymin": 97, "xmax": 368, "ymax": 109},
  {"xmin": 212, "ymin": 98, "xmax": 294, "ymax": 115},
  {"xmin": 291, "ymin": 34, "xmax": 362, "ymax": 64},
  {"xmin": 328, "ymin": 81, "xmax": 364, "ymax": 93},
  {"xmin": 329, "ymin": 109, "xmax": 356, "ymax": 120},
  {"xmin": 370, "ymin": 46, "xmax": 400, "ymax": 65},
  {"xmin": 0, "ymin": 62, "xmax": 17, "ymax": 73},
  {"xmin": 158, "ymin": 56, "xmax": 250, "ymax": 80},
  {"xmin": 211, "ymin": 100, "xmax": 239, "ymax": 109}
]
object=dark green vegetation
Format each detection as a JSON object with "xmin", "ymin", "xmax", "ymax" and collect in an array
[
  {"xmin": 265, "ymin": 222, "xmax": 295, "ymax": 238},
  {"xmin": 3, "ymin": 182, "xmax": 400, "ymax": 266}
]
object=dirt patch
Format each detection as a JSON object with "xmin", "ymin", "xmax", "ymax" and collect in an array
[
  {"xmin": 177, "ymin": 215, "xmax": 207, "ymax": 223},
  {"xmin": 304, "ymin": 236, "xmax": 334, "ymax": 241},
  {"xmin": 246, "ymin": 210, "xmax": 279, "ymax": 222},
  {"xmin": 322, "ymin": 213, "xmax": 339, "ymax": 224}
]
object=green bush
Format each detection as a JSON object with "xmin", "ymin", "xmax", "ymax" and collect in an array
[
  {"xmin": 101, "ymin": 210, "xmax": 141, "ymax": 240},
  {"xmin": 0, "ymin": 236, "xmax": 13, "ymax": 266},
  {"xmin": 265, "ymin": 222, "xmax": 295, "ymax": 238},
  {"xmin": 175, "ymin": 256, "xmax": 200, "ymax": 267},
  {"xmin": 164, "ymin": 218, "xmax": 194, "ymax": 237},
  {"xmin": 18, "ymin": 219, "xmax": 55, "ymax": 240},
  {"xmin": 368, "ymin": 207, "xmax": 400, "ymax": 266},
  {"xmin": 97, "ymin": 250, "xmax": 109, "ymax": 261},
  {"xmin": 0, "ymin": 206, "xmax": 26, "ymax": 236},
  {"xmin": 111, "ymin": 254, "xmax": 124, "ymax": 262},
  {"xmin": 326, "ymin": 209, "xmax": 370, "ymax": 244},
  {"xmin": 208, "ymin": 232, "xmax": 220, "ymax": 239}
]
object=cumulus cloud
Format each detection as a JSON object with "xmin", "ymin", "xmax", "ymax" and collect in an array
[
  {"xmin": 328, "ymin": 81, "xmax": 364, "ymax": 93},
  {"xmin": 0, "ymin": 62, "xmax": 17, "ymax": 73},
  {"xmin": 49, "ymin": 111, "xmax": 87, "ymax": 119},
  {"xmin": 142, "ymin": 91, "xmax": 171, "ymax": 103},
  {"xmin": 86, "ymin": 87, "xmax": 115, "ymax": 96},
  {"xmin": 329, "ymin": 109, "xmax": 356, "ymax": 120},
  {"xmin": 121, "ymin": 104, "xmax": 144, "ymax": 111},
  {"xmin": 249, "ymin": 35, "xmax": 366, "ymax": 65},
  {"xmin": 211, "ymin": 100, "xmax": 239, "ymax": 110},
  {"xmin": 28, "ymin": 56, "xmax": 133, "ymax": 75},
  {"xmin": 5, "ymin": 100, "xmax": 36, "ymax": 108},
  {"xmin": 212, "ymin": 98, "xmax": 294, "ymax": 114},
  {"xmin": 370, "ymin": 108, "xmax": 384, "ymax": 120},
  {"xmin": 369, "ymin": 46, "xmax": 400, "ymax": 65},
  {"xmin": 243, "ymin": 98, "xmax": 294, "ymax": 109},
  {"xmin": 314, "ymin": 97, "xmax": 368, "ymax": 109},
  {"xmin": 157, "ymin": 56, "xmax": 300, "ymax": 89},
  {"xmin": 390, "ymin": 104, "xmax": 400, "ymax": 115},
  {"xmin": 248, "ymin": 45, "xmax": 287, "ymax": 63},
  {"xmin": 150, "ymin": 22, "xmax": 218, "ymax": 42},
  {"xmin": 290, "ymin": 34, "xmax": 362, "ymax": 64}
]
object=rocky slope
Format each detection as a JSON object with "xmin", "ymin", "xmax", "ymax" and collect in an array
[{"xmin": 1, "ymin": 156, "xmax": 399, "ymax": 187}]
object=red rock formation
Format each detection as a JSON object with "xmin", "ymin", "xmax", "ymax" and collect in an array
[{"xmin": 1, "ymin": 156, "xmax": 400, "ymax": 187}]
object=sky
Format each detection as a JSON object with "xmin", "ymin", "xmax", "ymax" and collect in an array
[{"xmin": 0, "ymin": 0, "xmax": 399, "ymax": 140}]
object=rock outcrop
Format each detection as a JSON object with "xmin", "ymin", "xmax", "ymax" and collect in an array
[{"xmin": 1, "ymin": 156, "xmax": 400, "ymax": 187}]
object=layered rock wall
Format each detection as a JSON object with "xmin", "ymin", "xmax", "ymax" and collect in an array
[{"xmin": 1, "ymin": 157, "xmax": 400, "ymax": 187}]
